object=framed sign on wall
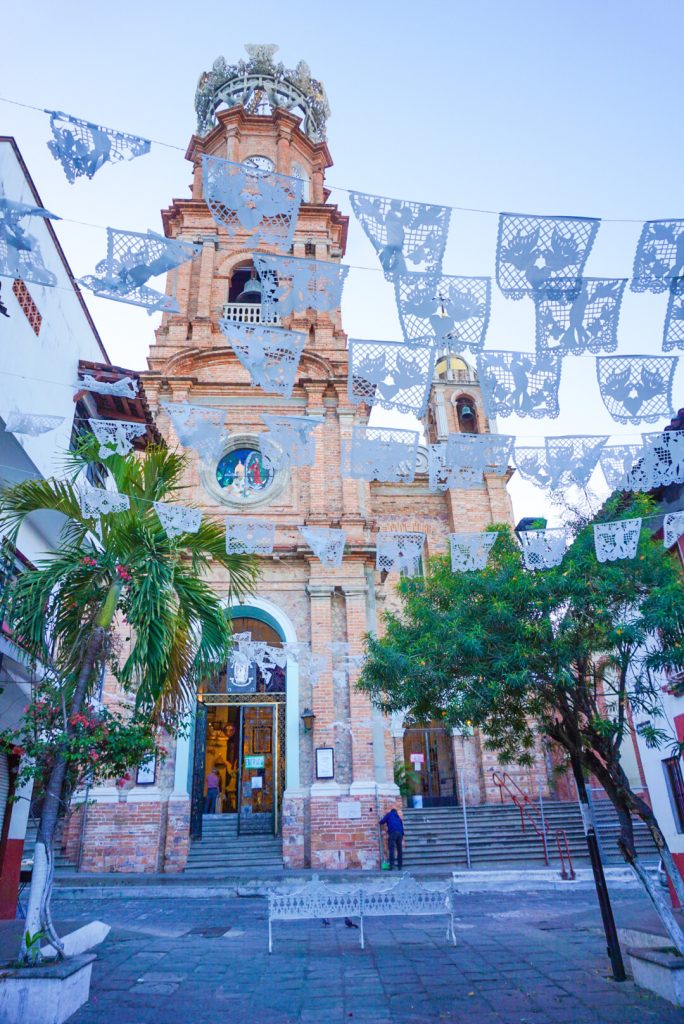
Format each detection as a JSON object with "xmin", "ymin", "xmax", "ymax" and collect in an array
[
  {"xmin": 315, "ymin": 747, "xmax": 335, "ymax": 780},
  {"xmin": 136, "ymin": 755, "xmax": 157, "ymax": 786}
]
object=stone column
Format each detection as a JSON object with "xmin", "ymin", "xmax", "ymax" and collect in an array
[
  {"xmin": 163, "ymin": 725, "xmax": 192, "ymax": 872},
  {"xmin": 451, "ymin": 729, "xmax": 486, "ymax": 804},
  {"xmin": 312, "ymin": 164, "xmax": 324, "ymax": 204},
  {"xmin": 196, "ymin": 235, "xmax": 218, "ymax": 321},
  {"xmin": 302, "ymin": 383, "xmax": 328, "ymax": 520},
  {"xmin": 306, "ymin": 583, "xmax": 335, "ymax": 754},
  {"xmin": 431, "ymin": 384, "xmax": 449, "ymax": 440},
  {"xmin": 307, "ymin": 582, "xmax": 344, "ymax": 870},
  {"xmin": 276, "ymin": 129, "xmax": 291, "ymax": 173},
  {"xmin": 343, "ymin": 583, "xmax": 376, "ymax": 786},
  {"xmin": 171, "ymin": 255, "xmax": 193, "ymax": 326},
  {"xmin": 338, "ymin": 410, "xmax": 370, "ymax": 521}
]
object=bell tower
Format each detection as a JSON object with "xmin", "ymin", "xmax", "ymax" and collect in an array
[
  {"xmin": 147, "ymin": 45, "xmax": 347, "ymax": 371},
  {"xmin": 142, "ymin": 46, "xmax": 400, "ymax": 873},
  {"xmin": 421, "ymin": 351, "xmax": 515, "ymax": 531}
]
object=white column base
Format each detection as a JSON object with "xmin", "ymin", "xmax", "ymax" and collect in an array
[
  {"xmin": 126, "ymin": 787, "xmax": 162, "ymax": 803},
  {"xmin": 310, "ymin": 782, "xmax": 346, "ymax": 798}
]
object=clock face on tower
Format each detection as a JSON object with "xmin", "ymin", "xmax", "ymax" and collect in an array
[{"xmin": 243, "ymin": 155, "xmax": 275, "ymax": 176}]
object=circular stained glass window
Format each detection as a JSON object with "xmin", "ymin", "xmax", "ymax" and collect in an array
[{"xmin": 216, "ymin": 447, "xmax": 274, "ymax": 499}]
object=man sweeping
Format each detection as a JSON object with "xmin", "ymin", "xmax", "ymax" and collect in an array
[{"xmin": 379, "ymin": 807, "xmax": 404, "ymax": 870}]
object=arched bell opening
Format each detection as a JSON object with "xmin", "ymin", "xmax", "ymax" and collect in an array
[
  {"xmin": 456, "ymin": 394, "xmax": 479, "ymax": 434},
  {"xmin": 227, "ymin": 260, "xmax": 263, "ymax": 304},
  {"xmin": 223, "ymin": 259, "xmax": 280, "ymax": 326}
]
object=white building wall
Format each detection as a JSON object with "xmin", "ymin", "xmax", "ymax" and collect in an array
[
  {"xmin": 0, "ymin": 137, "xmax": 107, "ymax": 561},
  {"xmin": 0, "ymin": 138, "xmax": 109, "ymax": 892},
  {"xmin": 633, "ymin": 537, "xmax": 684, "ymax": 876},
  {"xmin": 635, "ymin": 685, "xmax": 684, "ymax": 861}
]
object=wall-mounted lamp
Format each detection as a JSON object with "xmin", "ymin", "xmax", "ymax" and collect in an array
[
  {"xmin": 301, "ymin": 708, "xmax": 316, "ymax": 732},
  {"xmin": 515, "ymin": 516, "xmax": 548, "ymax": 537}
]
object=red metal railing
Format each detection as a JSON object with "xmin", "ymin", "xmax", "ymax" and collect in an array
[
  {"xmin": 491, "ymin": 770, "xmax": 575, "ymax": 879},
  {"xmin": 555, "ymin": 828, "xmax": 575, "ymax": 881}
]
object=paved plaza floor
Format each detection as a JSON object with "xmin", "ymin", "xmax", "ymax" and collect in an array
[{"xmin": 52, "ymin": 884, "xmax": 680, "ymax": 1023}]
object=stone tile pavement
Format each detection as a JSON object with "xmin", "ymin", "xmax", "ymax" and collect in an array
[{"xmin": 50, "ymin": 886, "xmax": 681, "ymax": 1023}]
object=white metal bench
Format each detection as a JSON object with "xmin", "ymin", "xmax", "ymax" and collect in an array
[{"xmin": 268, "ymin": 875, "xmax": 457, "ymax": 952}]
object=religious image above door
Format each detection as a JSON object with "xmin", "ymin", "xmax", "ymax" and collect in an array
[{"xmin": 199, "ymin": 432, "xmax": 288, "ymax": 508}]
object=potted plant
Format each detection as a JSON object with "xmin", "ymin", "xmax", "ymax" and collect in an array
[{"xmin": 393, "ymin": 760, "xmax": 421, "ymax": 808}]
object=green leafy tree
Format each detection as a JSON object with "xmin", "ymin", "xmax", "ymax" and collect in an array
[
  {"xmin": 0, "ymin": 438, "xmax": 258, "ymax": 963},
  {"xmin": 360, "ymin": 494, "xmax": 684, "ymax": 953}
]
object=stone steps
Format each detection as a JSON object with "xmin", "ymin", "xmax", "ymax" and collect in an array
[
  {"xmin": 185, "ymin": 814, "xmax": 283, "ymax": 872},
  {"xmin": 22, "ymin": 820, "xmax": 76, "ymax": 871},
  {"xmin": 401, "ymin": 801, "xmax": 659, "ymax": 869}
]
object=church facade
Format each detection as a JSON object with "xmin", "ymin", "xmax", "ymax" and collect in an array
[{"xmin": 67, "ymin": 48, "xmax": 557, "ymax": 874}]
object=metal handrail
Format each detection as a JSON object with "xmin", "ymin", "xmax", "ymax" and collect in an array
[
  {"xmin": 491, "ymin": 771, "xmax": 549, "ymax": 863},
  {"xmin": 555, "ymin": 828, "xmax": 576, "ymax": 880},
  {"xmin": 491, "ymin": 770, "xmax": 576, "ymax": 878}
]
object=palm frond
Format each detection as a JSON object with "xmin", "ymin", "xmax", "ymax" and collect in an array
[
  {"xmin": 0, "ymin": 477, "xmax": 87, "ymax": 543},
  {"xmin": 179, "ymin": 522, "xmax": 259, "ymax": 601},
  {"xmin": 1, "ymin": 438, "xmax": 263, "ymax": 728}
]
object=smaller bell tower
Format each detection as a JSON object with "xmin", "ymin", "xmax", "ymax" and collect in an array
[
  {"xmin": 423, "ymin": 351, "xmax": 515, "ymax": 529},
  {"xmin": 424, "ymin": 352, "xmax": 490, "ymax": 442}
]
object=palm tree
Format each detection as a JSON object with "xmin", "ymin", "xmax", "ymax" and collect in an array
[{"xmin": 0, "ymin": 437, "xmax": 258, "ymax": 962}]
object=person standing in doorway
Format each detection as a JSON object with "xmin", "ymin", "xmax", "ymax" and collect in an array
[
  {"xmin": 204, "ymin": 766, "xmax": 221, "ymax": 814},
  {"xmin": 379, "ymin": 807, "xmax": 404, "ymax": 870}
]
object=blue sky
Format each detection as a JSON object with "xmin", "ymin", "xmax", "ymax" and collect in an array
[{"xmin": 2, "ymin": 0, "xmax": 683, "ymax": 522}]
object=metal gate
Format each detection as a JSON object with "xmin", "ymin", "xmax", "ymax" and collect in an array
[
  {"xmin": 189, "ymin": 703, "xmax": 208, "ymax": 840},
  {"xmin": 237, "ymin": 704, "xmax": 277, "ymax": 835},
  {"xmin": 403, "ymin": 726, "xmax": 458, "ymax": 807},
  {"xmin": 190, "ymin": 697, "xmax": 286, "ymax": 840}
]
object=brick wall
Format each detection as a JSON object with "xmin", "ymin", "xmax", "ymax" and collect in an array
[
  {"xmin": 164, "ymin": 799, "xmax": 191, "ymax": 871},
  {"xmin": 309, "ymin": 793, "xmax": 399, "ymax": 870},
  {"xmin": 76, "ymin": 801, "xmax": 165, "ymax": 873},
  {"xmin": 282, "ymin": 793, "xmax": 306, "ymax": 868}
]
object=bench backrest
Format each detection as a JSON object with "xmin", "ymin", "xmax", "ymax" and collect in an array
[
  {"xmin": 268, "ymin": 876, "xmax": 454, "ymax": 921},
  {"xmin": 269, "ymin": 880, "xmax": 362, "ymax": 921},
  {"xmin": 362, "ymin": 876, "xmax": 452, "ymax": 917}
]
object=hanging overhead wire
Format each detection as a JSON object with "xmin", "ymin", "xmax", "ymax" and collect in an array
[
  {"xmin": 0, "ymin": 94, "xmax": 677, "ymax": 224},
  {"xmin": 0, "ymin": 360, "xmax": 679, "ymax": 444},
  {"xmin": 0, "ymin": 454, "xmax": 680, "ymax": 530}
]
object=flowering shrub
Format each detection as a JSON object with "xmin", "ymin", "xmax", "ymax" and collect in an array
[{"xmin": 0, "ymin": 684, "xmax": 166, "ymax": 796}]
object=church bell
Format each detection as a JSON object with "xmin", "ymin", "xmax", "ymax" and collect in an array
[{"xmin": 236, "ymin": 271, "xmax": 263, "ymax": 303}]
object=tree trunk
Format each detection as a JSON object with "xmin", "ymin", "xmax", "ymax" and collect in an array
[
  {"xmin": 628, "ymin": 788, "xmax": 684, "ymax": 911},
  {"xmin": 588, "ymin": 760, "xmax": 684, "ymax": 957},
  {"xmin": 18, "ymin": 581, "xmax": 120, "ymax": 964},
  {"xmin": 619, "ymin": 838, "xmax": 684, "ymax": 957},
  {"xmin": 19, "ymin": 626, "xmax": 104, "ymax": 962}
]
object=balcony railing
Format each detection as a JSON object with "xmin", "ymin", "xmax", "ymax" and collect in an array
[
  {"xmin": 438, "ymin": 367, "xmax": 479, "ymax": 384},
  {"xmin": 221, "ymin": 303, "xmax": 280, "ymax": 325}
]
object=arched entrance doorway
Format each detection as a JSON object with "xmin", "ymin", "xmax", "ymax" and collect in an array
[
  {"xmin": 189, "ymin": 607, "xmax": 288, "ymax": 840},
  {"xmin": 403, "ymin": 722, "xmax": 458, "ymax": 807}
]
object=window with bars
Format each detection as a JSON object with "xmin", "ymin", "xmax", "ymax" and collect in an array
[
  {"xmin": 663, "ymin": 756, "xmax": 684, "ymax": 833},
  {"xmin": 12, "ymin": 280, "xmax": 42, "ymax": 336}
]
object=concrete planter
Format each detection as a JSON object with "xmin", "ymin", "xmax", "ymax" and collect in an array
[
  {"xmin": 627, "ymin": 946, "xmax": 684, "ymax": 1007},
  {"xmin": 0, "ymin": 954, "xmax": 96, "ymax": 1024}
]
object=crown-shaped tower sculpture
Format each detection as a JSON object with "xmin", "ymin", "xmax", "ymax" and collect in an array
[{"xmin": 194, "ymin": 44, "xmax": 330, "ymax": 141}]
